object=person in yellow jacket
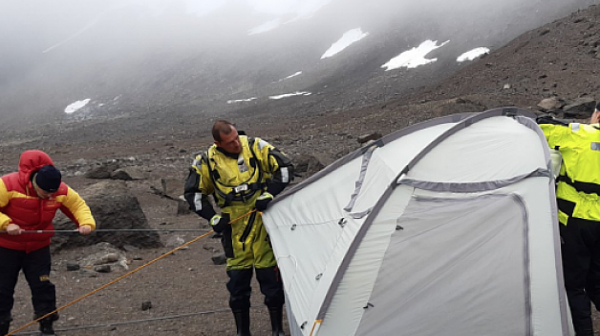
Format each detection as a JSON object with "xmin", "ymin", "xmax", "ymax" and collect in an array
[
  {"xmin": 538, "ymin": 102, "xmax": 600, "ymax": 336},
  {"xmin": 0, "ymin": 150, "xmax": 96, "ymax": 336},
  {"xmin": 184, "ymin": 120, "xmax": 293, "ymax": 336}
]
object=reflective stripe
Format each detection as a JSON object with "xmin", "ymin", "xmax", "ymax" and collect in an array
[
  {"xmin": 592, "ymin": 142, "xmax": 600, "ymax": 151},
  {"xmin": 344, "ymin": 146, "xmax": 376, "ymax": 212},
  {"xmin": 258, "ymin": 139, "xmax": 269, "ymax": 150},
  {"xmin": 194, "ymin": 193, "xmax": 203, "ymax": 211},
  {"xmin": 572, "ymin": 123, "xmax": 580, "ymax": 132},
  {"xmin": 280, "ymin": 167, "xmax": 290, "ymax": 183}
]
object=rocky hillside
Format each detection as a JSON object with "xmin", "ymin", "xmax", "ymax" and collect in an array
[{"xmin": 0, "ymin": 0, "xmax": 595, "ymax": 152}]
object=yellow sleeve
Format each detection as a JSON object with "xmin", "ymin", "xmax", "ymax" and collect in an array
[
  {"xmin": 0, "ymin": 180, "xmax": 11, "ymax": 230},
  {"xmin": 198, "ymin": 155, "xmax": 214, "ymax": 195},
  {"xmin": 61, "ymin": 187, "xmax": 96, "ymax": 230},
  {"xmin": 185, "ymin": 153, "xmax": 212, "ymax": 196},
  {"xmin": 253, "ymin": 137, "xmax": 279, "ymax": 173},
  {"xmin": 539, "ymin": 124, "xmax": 568, "ymax": 149}
]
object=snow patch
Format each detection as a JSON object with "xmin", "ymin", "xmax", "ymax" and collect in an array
[
  {"xmin": 382, "ymin": 39, "xmax": 450, "ymax": 70},
  {"xmin": 280, "ymin": 71, "xmax": 302, "ymax": 81},
  {"xmin": 457, "ymin": 47, "xmax": 490, "ymax": 62},
  {"xmin": 269, "ymin": 91, "xmax": 311, "ymax": 100},
  {"xmin": 64, "ymin": 99, "xmax": 91, "ymax": 114},
  {"xmin": 321, "ymin": 28, "xmax": 369, "ymax": 59},
  {"xmin": 227, "ymin": 97, "xmax": 257, "ymax": 104}
]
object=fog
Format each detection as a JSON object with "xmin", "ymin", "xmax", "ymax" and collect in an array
[{"xmin": 0, "ymin": 0, "xmax": 595, "ymax": 123}]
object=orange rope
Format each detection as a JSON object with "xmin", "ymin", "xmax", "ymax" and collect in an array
[{"xmin": 6, "ymin": 210, "xmax": 256, "ymax": 336}]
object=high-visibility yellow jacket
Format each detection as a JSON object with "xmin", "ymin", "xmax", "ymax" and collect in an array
[
  {"xmin": 184, "ymin": 135, "xmax": 293, "ymax": 269},
  {"xmin": 541, "ymin": 122, "xmax": 600, "ymax": 225},
  {"xmin": 185, "ymin": 135, "xmax": 293, "ymax": 214}
]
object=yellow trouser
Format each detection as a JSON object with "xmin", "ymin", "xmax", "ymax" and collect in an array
[{"xmin": 222, "ymin": 204, "xmax": 277, "ymax": 270}]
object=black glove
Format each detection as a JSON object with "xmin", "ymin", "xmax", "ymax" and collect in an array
[
  {"xmin": 536, "ymin": 115, "xmax": 567, "ymax": 126},
  {"xmin": 209, "ymin": 213, "xmax": 230, "ymax": 233},
  {"xmin": 255, "ymin": 192, "xmax": 274, "ymax": 212}
]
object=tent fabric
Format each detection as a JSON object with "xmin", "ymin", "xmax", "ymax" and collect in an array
[
  {"xmin": 356, "ymin": 194, "xmax": 531, "ymax": 336},
  {"xmin": 263, "ymin": 107, "xmax": 571, "ymax": 336}
]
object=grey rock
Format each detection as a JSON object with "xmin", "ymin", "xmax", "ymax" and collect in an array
[
  {"xmin": 357, "ymin": 133, "xmax": 382, "ymax": 144},
  {"xmin": 211, "ymin": 253, "xmax": 227, "ymax": 265},
  {"xmin": 563, "ymin": 97, "xmax": 596, "ymax": 118},
  {"xmin": 111, "ymin": 167, "xmax": 146, "ymax": 180},
  {"xmin": 141, "ymin": 301, "xmax": 152, "ymax": 311},
  {"xmin": 66, "ymin": 262, "xmax": 80, "ymax": 271},
  {"xmin": 537, "ymin": 97, "xmax": 564, "ymax": 112},
  {"xmin": 93, "ymin": 265, "xmax": 111, "ymax": 273},
  {"xmin": 85, "ymin": 162, "xmax": 120, "ymax": 179}
]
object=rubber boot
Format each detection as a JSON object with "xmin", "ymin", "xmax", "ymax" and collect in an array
[
  {"xmin": 39, "ymin": 317, "xmax": 56, "ymax": 336},
  {"xmin": 0, "ymin": 314, "xmax": 12, "ymax": 336},
  {"xmin": 0, "ymin": 321, "xmax": 10, "ymax": 336},
  {"xmin": 233, "ymin": 309, "xmax": 251, "ymax": 336},
  {"xmin": 268, "ymin": 306, "xmax": 285, "ymax": 336},
  {"xmin": 575, "ymin": 327, "xmax": 594, "ymax": 336}
]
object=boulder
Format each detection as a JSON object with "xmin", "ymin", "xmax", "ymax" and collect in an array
[
  {"xmin": 562, "ymin": 97, "xmax": 596, "ymax": 118},
  {"xmin": 51, "ymin": 180, "xmax": 162, "ymax": 251},
  {"xmin": 111, "ymin": 167, "xmax": 147, "ymax": 180},
  {"xmin": 85, "ymin": 162, "xmax": 120, "ymax": 179},
  {"xmin": 433, "ymin": 98, "xmax": 487, "ymax": 116},
  {"xmin": 293, "ymin": 154, "xmax": 327, "ymax": 176},
  {"xmin": 357, "ymin": 133, "xmax": 382, "ymax": 144},
  {"xmin": 537, "ymin": 97, "xmax": 564, "ymax": 112}
]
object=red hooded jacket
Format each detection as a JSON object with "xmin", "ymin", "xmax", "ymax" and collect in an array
[{"xmin": 0, "ymin": 150, "xmax": 95, "ymax": 252}]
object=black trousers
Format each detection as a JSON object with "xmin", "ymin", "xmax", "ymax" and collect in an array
[
  {"xmin": 561, "ymin": 217, "xmax": 600, "ymax": 335},
  {"xmin": 226, "ymin": 266, "xmax": 284, "ymax": 312},
  {"xmin": 0, "ymin": 246, "xmax": 56, "ymax": 320}
]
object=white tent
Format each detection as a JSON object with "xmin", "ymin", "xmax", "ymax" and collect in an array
[{"xmin": 263, "ymin": 107, "xmax": 572, "ymax": 336}]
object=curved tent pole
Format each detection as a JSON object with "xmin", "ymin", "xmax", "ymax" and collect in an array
[
  {"xmin": 270, "ymin": 112, "xmax": 476, "ymax": 207},
  {"xmin": 313, "ymin": 107, "xmax": 545, "ymax": 326}
]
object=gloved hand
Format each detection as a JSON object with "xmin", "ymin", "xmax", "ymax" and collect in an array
[
  {"xmin": 536, "ymin": 115, "xmax": 567, "ymax": 126},
  {"xmin": 210, "ymin": 213, "xmax": 230, "ymax": 233},
  {"xmin": 255, "ymin": 192, "xmax": 274, "ymax": 212},
  {"xmin": 536, "ymin": 115, "xmax": 554, "ymax": 124}
]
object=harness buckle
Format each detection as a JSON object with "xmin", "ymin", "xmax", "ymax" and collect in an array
[{"xmin": 234, "ymin": 184, "xmax": 249, "ymax": 193}]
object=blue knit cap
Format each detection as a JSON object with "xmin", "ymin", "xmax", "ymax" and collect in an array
[{"xmin": 35, "ymin": 165, "xmax": 61, "ymax": 192}]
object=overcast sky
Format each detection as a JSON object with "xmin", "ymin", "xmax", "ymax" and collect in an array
[
  {"xmin": 0, "ymin": 0, "xmax": 590, "ymax": 61},
  {"xmin": 1, "ymin": 0, "xmax": 582, "ymax": 55}
]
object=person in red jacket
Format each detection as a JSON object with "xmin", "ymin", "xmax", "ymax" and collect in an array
[{"xmin": 0, "ymin": 150, "xmax": 96, "ymax": 336}]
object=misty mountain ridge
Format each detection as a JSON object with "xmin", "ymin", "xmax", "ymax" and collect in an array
[{"xmin": 0, "ymin": 0, "xmax": 598, "ymax": 150}]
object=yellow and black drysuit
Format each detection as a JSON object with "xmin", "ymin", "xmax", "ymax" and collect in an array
[
  {"xmin": 184, "ymin": 135, "xmax": 293, "ymax": 334},
  {"xmin": 539, "ymin": 118, "xmax": 600, "ymax": 336}
]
